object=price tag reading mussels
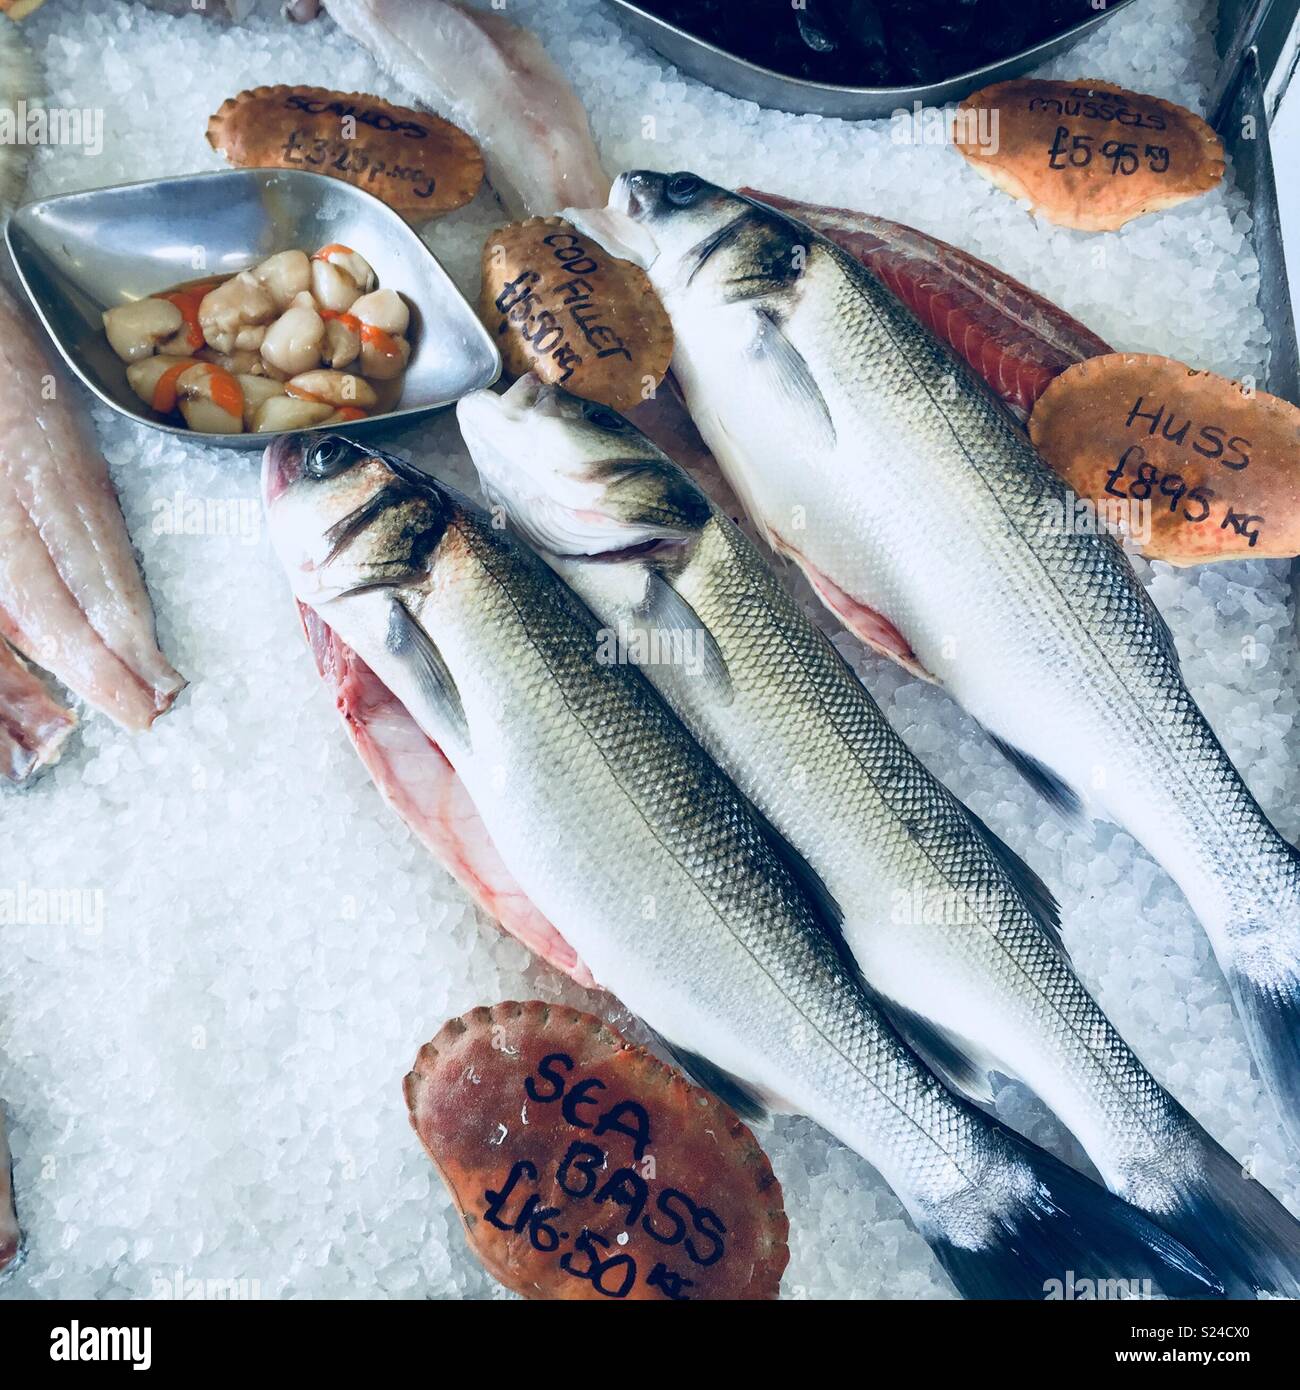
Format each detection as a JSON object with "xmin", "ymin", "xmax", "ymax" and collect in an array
[
  {"xmin": 479, "ymin": 216, "xmax": 674, "ymax": 411},
  {"xmin": 953, "ymin": 78, "xmax": 1224, "ymax": 232},
  {"xmin": 405, "ymin": 1001, "xmax": 788, "ymax": 1300},
  {"xmin": 1029, "ymin": 353, "xmax": 1300, "ymax": 564}
]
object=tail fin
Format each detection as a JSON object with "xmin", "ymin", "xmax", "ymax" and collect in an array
[
  {"xmin": 930, "ymin": 1132, "xmax": 1223, "ymax": 1300},
  {"xmin": 1227, "ymin": 957, "xmax": 1300, "ymax": 1149},
  {"xmin": 1144, "ymin": 1122, "xmax": 1300, "ymax": 1299}
]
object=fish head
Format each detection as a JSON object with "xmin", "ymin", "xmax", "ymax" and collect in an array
[
  {"xmin": 457, "ymin": 374, "xmax": 710, "ymax": 559},
  {"xmin": 262, "ymin": 433, "xmax": 453, "ymax": 604},
  {"xmin": 608, "ymin": 171, "xmax": 799, "ymax": 303}
]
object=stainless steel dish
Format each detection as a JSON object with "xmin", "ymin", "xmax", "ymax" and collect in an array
[
  {"xmin": 604, "ymin": 0, "xmax": 1137, "ymax": 118},
  {"xmin": 5, "ymin": 168, "xmax": 500, "ymax": 451}
]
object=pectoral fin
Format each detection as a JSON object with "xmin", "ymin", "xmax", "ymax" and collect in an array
[
  {"xmin": 385, "ymin": 599, "xmax": 469, "ymax": 750},
  {"xmin": 748, "ymin": 308, "xmax": 837, "ymax": 455},
  {"xmin": 639, "ymin": 571, "xmax": 733, "ymax": 707}
]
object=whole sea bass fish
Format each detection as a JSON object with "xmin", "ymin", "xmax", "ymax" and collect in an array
[
  {"xmin": 581, "ymin": 172, "xmax": 1300, "ymax": 1148},
  {"xmin": 458, "ymin": 376, "xmax": 1300, "ymax": 1298},
  {"xmin": 264, "ymin": 431, "xmax": 1220, "ymax": 1301}
]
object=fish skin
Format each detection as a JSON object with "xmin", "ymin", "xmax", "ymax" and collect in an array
[
  {"xmin": 0, "ymin": 638, "xmax": 75, "ymax": 783},
  {"xmin": 740, "ymin": 189, "xmax": 1113, "ymax": 418},
  {"xmin": 459, "ymin": 376, "xmax": 1300, "ymax": 1297},
  {"xmin": 325, "ymin": 0, "xmax": 611, "ymax": 219},
  {"xmin": 264, "ymin": 431, "xmax": 1224, "ymax": 1300},
  {"xmin": 297, "ymin": 602, "xmax": 594, "ymax": 987},
  {"xmin": 608, "ymin": 171, "xmax": 1300, "ymax": 1149},
  {"xmin": 0, "ymin": 284, "xmax": 185, "ymax": 731}
]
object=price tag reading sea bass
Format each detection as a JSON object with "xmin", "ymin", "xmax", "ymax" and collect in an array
[
  {"xmin": 953, "ymin": 78, "xmax": 1224, "ymax": 231},
  {"xmin": 1029, "ymin": 353, "xmax": 1300, "ymax": 564},
  {"xmin": 479, "ymin": 216, "xmax": 674, "ymax": 411},
  {"xmin": 405, "ymin": 1001, "xmax": 787, "ymax": 1300}
]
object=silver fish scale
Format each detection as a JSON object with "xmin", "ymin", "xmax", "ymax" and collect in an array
[
  {"xmin": 672, "ymin": 512, "xmax": 1199, "ymax": 1208},
  {"xmin": 449, "ymin": 508, "xmax": 1022, "ymax": 1223},
  {"xmin": 803, "ymin": 232, "xmax": 1296, "ymax": 930}
]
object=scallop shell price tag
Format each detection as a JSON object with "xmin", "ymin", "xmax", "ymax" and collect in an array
[
  {"xmin": 406, "ymin": 1001, "xmax": 788, "ymax": 1300},
  {"xmin": 206, "ymin": 86, "xmax": 483, "ymax": 219},
  {"xmin": 479, "ymin": 217, "xmax": 674, "ymax": 411},
  {"xmin": 953, "ymin": 78, "xmax": 1224, "ymax": 232},
  {"xmin": 1029, "ymin": 353, "xmax": 1300, "ymax": 564}
]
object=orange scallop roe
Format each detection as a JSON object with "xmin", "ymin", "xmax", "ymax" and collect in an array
[
  {"xmin": 151, "ymin": 360, "xmax": 191, "ymax": 414},
  {"xmin": 173, "ymin": 362, "xmax": 243, "ymax": 419},
  {"xmin": 319, "ymin": 309, "xmax": 362, "ymax": 334},
  {"xmin": 206, "ymin": 364, "xmax": 244, "ymax": 418},
  {"xmin": 321, "ymin": 307, "xmax": 402, "ymax": 360},
  {"xmin": 360, "ymin": 323, "xmax": 402, "ymax": 359},
  {"xmin": 312, "ymin": 244, "xmax": 356, "ymax": 262},
  {"xmin": 161, "ymin": 284, "xmax": 217, "ymax": 352}
]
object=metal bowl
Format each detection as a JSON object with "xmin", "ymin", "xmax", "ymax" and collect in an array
[
  {"xmin": 604, "ymin": 0, "xmax": 1138, "ymax": 118},
  {"xmin": 5, "ymin": 168, "xmax": 500, "ymax": 450}
]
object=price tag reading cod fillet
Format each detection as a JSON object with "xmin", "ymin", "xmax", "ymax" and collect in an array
[
  {"xmin": 480, "ymin": 217, "xmax": 673, "ymax": 411},
  {"xmin": 405, "ymin": 1001, "xmax": 788, "ymax": 1300},
  {"xmin": 1029, "ymin": 352, "xmax": 1300, "ymax": 564}
]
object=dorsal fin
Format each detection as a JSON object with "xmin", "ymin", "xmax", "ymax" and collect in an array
[
  {"xmin": 649, "ymin": 1036, "xmax": 769, "ymax": 1123},
  {"xmin": 963, "ymin": 805, "xmax": 1068, "ymax": 958},
  {"xmin": 741, "ymin": 790, "xmax": 865, "ymax": 993},
  {"xmin": 875, "ymin": 999, "xmax": 998, "ymax": 1106},
  {"xmin": 987, "ymin": 735, "xmax": 1083, "ymax": 822}
]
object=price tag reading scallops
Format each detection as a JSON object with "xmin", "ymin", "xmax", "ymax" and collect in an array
[
  {"xmin": 207, "ymin": 85, "xmax": 484, "ymax": 218},
  {"xmin": 405, "ymin": 1002, "xmax": 787, "ymax": 1300}
]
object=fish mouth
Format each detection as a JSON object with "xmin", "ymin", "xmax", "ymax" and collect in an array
[
  {"xmin": 500, "ymin": 371, "xmax": 562, "ymax": 418},
  {"xmin": 460, "ymin": 373, "xmax": 561, "ymax": 438},
  {"xmin": 565, "ymin": 178, "xmax": 660, "ymax": 268},
  {"xmin": 458, "ymin": 379, "xmax": 635, "ymax": 557},
  {"xmin": 458, "ymin": 385, "xmax": 520, "ymax": 489},
  {"xmin": 611, "ymin": 171, "xmax": 641, "ymax": 219},
  {"xmin": 262, "ymin": 432, "xmax": 309, "ymax": 508}
]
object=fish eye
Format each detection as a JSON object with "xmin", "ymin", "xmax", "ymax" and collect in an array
[
  {"xmin": 306, "ymin": 436, "xmax": 358, "ymax": 479},
  {"xmin": 666, "ymin": 173, "xmax": 702, "ymax": 207},
  {"xmin": 582, "ymin": 402, "xmax": 628, "ymax": 432}
]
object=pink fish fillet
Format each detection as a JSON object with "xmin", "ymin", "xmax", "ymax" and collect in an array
[
  {"xmin": 299, "ymin": 603, "xmax": 595, "ymax": 987},
  {"xmin": 743, "ymin": 189, "xmax": 1113, "ymax": 419},
  {"xmin": 0, "ymin": 1107, "xmax": 19, "ymax": 1277},
  {"xmin": 0, "ymin": 638, "xmax": 75, "ymax": 783},
  {"xmin": 0, "ymin": 283, "xmax": 185, "ymax": 732},
  {"xmin": 326, "ymin": 0, "xmax": 611, "ymax": 219}
]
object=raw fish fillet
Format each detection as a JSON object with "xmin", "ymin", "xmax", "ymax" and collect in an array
[
  {"xmin": 326, "ymin": 0, "xmax": 610, "ymax": 218},
  {"xmin": 743, "ymin": 189, "xmax": 1113, "ymax": 418},
  {"xmin": 0, "ymin": 283, "xmax": 185, "ymax": 732},
  {"xmin": 0, "ymin": 638, "xmax": 74, "ymax": 782},
  {"xmin": 299, "ymin": 604, "xmax": 595, "ymax": 987},
  {"xmin": 0, "ymin": 1106, "xmax": 19, "ymax": 1277}
]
